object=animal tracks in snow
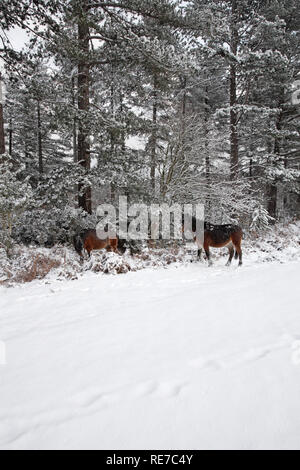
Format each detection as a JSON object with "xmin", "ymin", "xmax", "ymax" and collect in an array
[
  {"xmin": 134, "ymin": 380, "xmax": 186, "ymax": 399},
  {"xmin": 70, "ymin": 389, "xmax": 118, "ymax": 408},
  {"xmin": 189, "ymin": 357, "xmax": 222, "ymax": 371},
  {"xmin": 72, "ymin": 379, "xmax": 186, "ymax": 411},
  {"xmin": 68, "ymin": 380, "xmax": 186, "ymax": 417},
  {"xmin": 189, "ymin": 335, "xmax": 295, "ymax": 373},
  {"xmin": 0, "ymin": 378, "xmax": 187, "ymax": 447}
]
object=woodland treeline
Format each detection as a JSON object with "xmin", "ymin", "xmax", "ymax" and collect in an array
[{"xmin": 0, "ymin": 0, "xmax": 299, "ymax": 247}]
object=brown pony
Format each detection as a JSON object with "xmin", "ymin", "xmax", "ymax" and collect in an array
[
  {"xmin": 184, "ymin": 218, "xmax": 243, "ymax": 266},
  {"xmin": 73, "ymin": 229, "xmax": 125, "ymax": 258}
]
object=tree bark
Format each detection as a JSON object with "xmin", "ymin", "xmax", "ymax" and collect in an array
[
  {"xmin": 110, "ymin": 65, "xmax": 115, "ymax": 153},
  {"xmin": 9, "ymin": 118, "xmax": 12, "ymax": 156},
  {"xmin": 37, "ymin": 100, "xmax": 43, "ymax": 174},
  {"xmin": 204, "ymin": 86, "xmax": 211, "ymax": 217},
  {"xmin": 72, "ymin": 76, "xmax": 77, "ymax": 163},
  {"xmin": 150, "ymin": 74, "xmax": 158, "ymax": 191},
  {"xmin": 230, "ymin": 0, "xmax": 239, "ymax": 180},
  {"xmin": 119, "ymin": 92, "xmax": 126, "ymax": 152},
  {"xmin": 267, "ymin": 109, "xmax": 283, "ymax": 222},
  {"xmin": 77, "ymin": 0, "xmax": 92, "ymax": 214},
  {"xmin": 249, "ymin": 157, "xmax": 253, "ymax": 178},
  {"xmin": 0, "ymin": 73, "xmax": 5, "ymax": 155},
  {"xmin": 267, "ymin": 183, "xmax": 277, "ymax": 221},
  {"xmin": 180, "ymin": 75, "xmax": 187, "ymax": 149}
]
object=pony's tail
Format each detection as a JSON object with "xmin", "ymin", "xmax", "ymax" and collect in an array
[
  {"xmin": 234, "ymin": 250, "xmax": 239, "ymax": 260},
  {"xmin": 73, "ymin": 234, "xmax": 84, "ymax": 257}
]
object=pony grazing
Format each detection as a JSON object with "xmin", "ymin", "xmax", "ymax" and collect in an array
[
  {"xmin": 184, "ymin": 218, "xmax": 243, "ymax": 266},
  {"xmin": 73, "ymin": 229, "xmax": 125, "ymax": 258}
]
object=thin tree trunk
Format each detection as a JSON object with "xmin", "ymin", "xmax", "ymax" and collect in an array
[
  {"xmin": 120, "ymin": 92, "xmax": 126, "ymax": 152},
  {"xmin": 72, "ymin": 76, "xmax": 77, "ymax": 163},
  {"xmin": 110, "ymin": 70, "xmax": 116, "ymax": 203},
  {"xmin": 230, "ymin": 0, "xmax": 239, "ymax": 180},
  {"xmin": 0, "ymin": 73, "xmax": 5, "ymax": 155},
  {"xmin": 267, "ymin": 108, "xmax": 283, "ymax": 222},
  {"xmin": 267, "ymin": 184, "xmax": 277, "ymax": 221},
  {"xmin": 9, "ymin": 118, "xmax": 12, "ymax": 156},
  {"xmin": 180, "ymin": 75, "xmax": 187, "ymax": 153},
  {"xmin": 37, "ymin": 100, "xmax": 43, "ymax": 175},
  {"xmin": 25, "ymin": 141, "xmax": 29, "ymax": 163},
  {"xmin": 110, "ymin": 67, "xmax": 115, "ymax": 152},
  {"xmin": 77, "ymin": 0, "xmax": 91, "ymax": 214},
  {"xmin": 204, "ymin": 86, "xmax": 211, "ymax": 217},
  {"xmin": 150, "ymin": 74, "xmax": 158, "ymax": 191},
  {"xmin": 181, "ymin": 76, "xmax": 187, "ymax": 126},
  {"xmin": 249, "ymin": 157, "xmax": 253, "ymax": 178}
]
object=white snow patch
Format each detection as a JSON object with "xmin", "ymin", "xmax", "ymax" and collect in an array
[
  {"xmin": 126, "ymin": 135, "xmax": 146, "ymax": 150},
  {"xmin": 0, "ymin": 259, "xmax": 300, "ymax": 448},
  {"xmin": 0, "ymin": 222, "xmax": 299, "ymax": 449}
]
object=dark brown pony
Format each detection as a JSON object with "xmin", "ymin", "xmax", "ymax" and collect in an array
[
  {"xmin": 184, "ymin": 218, "xmax": 243, "ymax": 266},
  {"xmin": 73, "ymin": 230, "xmax": 126, "ymax": 258}
]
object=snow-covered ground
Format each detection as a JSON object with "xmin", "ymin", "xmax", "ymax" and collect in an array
[{"xmin": 1, "ymin": 255, "xmax": 300, "ymax": 450}]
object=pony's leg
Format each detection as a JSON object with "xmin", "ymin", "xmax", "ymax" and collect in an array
[
  {"xmin": 238, "ymin": 248, "xmax": 243, "ymax": 266},
  {"xmin": 109, "ymin": 238, "xmax": 118, "ymax": 253},
  {"xmin": 195, "ymin": 237, "xmax": 203, "ymax": 262},
  {"xmin": 235, "ymin": 242, "xmax": 243, "ymax": 266},
  {"xmin": 82, "ymin": 249, "xmax": 90, "ymax": 259},
  {"xmin": 85, "ymin": 242, "xmax": 92, "ymax": 258},
  {"xmin": 232, "ymin": 231, "xmax": 243, "ymax": 266},
  {"xmin": 226, "ymin": 244, "xmax": 234, "ymax": 266},
  {"xmin": 203, "ymin": 243, "xmax": 212, "ymax": 266},
  {"xmin": 205, "ymin": 249, "xmax": 212, "ymax": 266},
  {"xmin": 83, "ymin": 241, "xmax": 89, "ymax": 259}
]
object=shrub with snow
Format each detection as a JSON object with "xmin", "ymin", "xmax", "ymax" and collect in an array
[
  {"xmin": 87, "ymin": 251, "xmax": 132, "ymax": 275},
  {"xmin": 0, "ymin": 157, "xmax": 32, "ymax": 253}
]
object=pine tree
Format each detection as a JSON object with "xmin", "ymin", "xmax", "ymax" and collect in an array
[
  {"xmin": 0, "ymin": 73, "xmax": 5, "ymax": 154},
  {"xmin": 0, "ymin": 157, "xmax": 32, "ymax": 251}
]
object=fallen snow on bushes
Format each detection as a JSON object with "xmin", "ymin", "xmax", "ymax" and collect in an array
[{"xmin": 0, "ymin": 221, "xmax": 299, "ymax": 286}]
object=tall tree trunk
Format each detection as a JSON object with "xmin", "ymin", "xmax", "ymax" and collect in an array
[
  {"xmin": 267, "ymin": 108, "xmax": 283, "ymax": 222},
  {"xmin": 9, "ymin": 118, "xmax": 12, "ymax": 156},
  {"xmin": 109, "ymin": 68, "xmax": 116, "ymax": 203},
  {"xmin": 267, "ymin": 136, "xmax": 279, "ymax": 223},
  {"xmin": 72, "ymin": 76, "xmax": 77, "ymax": 163},
  {"xmin": 204, "ymin": 86, "xmax": 211, "ymax": 218},
  {"xmin": 180, "ymin": 75, "xmax": 187, "ymax": 157},
  {"xmin": 110, "ymin": 66, "xmax": 115, "ymax": 153},
  {"xmin": 37, "ymin": 100, "xmax": 43, "ymax": 175},
  {"xmin": 77, "ymin": 0, "xmax": 91, "ymax": 214},
  {"xmin": 109, "ymin": 70, "xmax": 116, "ymax": 203},
  {"xmin": 0, "ymin": 73, "xmax": 5, "ymax": 155},
  {"xmin": 181, "ymin": 76, "xmax": 187, "ymax": 129},
  {"xmin": 230, "ymin": 0, "xmax": 239, "ymax": 180},
  {"xmin": 267, "ymin": 184, "xmax": 277, "ymax": 221},
  {"xmin": 120, "ymin": 92, "xmax": 126, "ymax": 152},
  {"xmin": 150, "ymin": 74, "xmax": 158, "ymax": 191}
]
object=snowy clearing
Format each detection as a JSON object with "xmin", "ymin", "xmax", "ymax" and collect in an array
[{"xmin": 1, "ymin": 257, "xmax": 300, "ymax": 450}]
